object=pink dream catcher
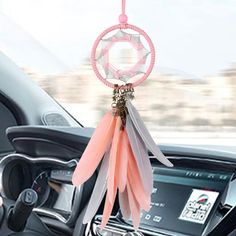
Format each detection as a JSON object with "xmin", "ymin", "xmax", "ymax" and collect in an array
[{"xmin": 72, "ymin": 0, "xmax": 173, "ymax": 230}]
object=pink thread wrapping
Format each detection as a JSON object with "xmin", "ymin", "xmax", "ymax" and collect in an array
[{"xmin": 91, "ymin": 24, "xmax": 156, "ymax": 89}]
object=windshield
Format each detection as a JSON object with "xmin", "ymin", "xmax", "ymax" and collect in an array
[{"xmin": 1, "ymin": 0, "xmax": 236, "ymax": 147}]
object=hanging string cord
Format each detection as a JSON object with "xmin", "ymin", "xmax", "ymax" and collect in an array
[
  {"xmin": 119, "ymin": 0, "xmax": 128, "ymax": 24},
  {"xmin": 122, "ymin": 0, "xmax": 126, "ymax": 15}
]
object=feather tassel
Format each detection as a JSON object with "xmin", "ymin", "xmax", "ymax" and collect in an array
[
  {"xmin": 116, "ymin": 130, "xmax": 128, "ymax": 192},
  {"xmin": 119, "ymin": 187, "xmax": 131, "ymax": 219},
  {"xmin": 126, "ymin": 115, "xmax": 153, "ymax": 195},
  {"xmin": 101, "ymin": 184, "xmax": 117, "ymax": 228},
  {"xmin": 73, "ymin": 91, "xmax": 174, "ymax": 231},
  {"xmin": 127, "ymin": 143, "xmax": 150, "ymax": 211},
  {"xmin": 127, "ymin": 178, "xmax": 141, "ymax": 231},
  {"xmin": 126, "ymin": 99, "xmax": 173, "ymax": 167},
  {"xmin": 83, "ymin": 146, "xmax": 111, "ymax": 224},
  {"xmin": 72, "ymin": 112, "xmax": 116, "ymax": 186},
  {"xmin": 107, "ymin": 116, "xmax": 122, "ymax": 203}
]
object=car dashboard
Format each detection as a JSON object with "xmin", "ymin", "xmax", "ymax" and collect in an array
[
  {"xmin": 0, "ymin": 126, "xmax": 236, "ymax": 236},
  {"xmin": 0, "ymin": 154, "xmax": 79, "ymax": 226},
  {"xmin": 90, "ymin": 155, "xmax": 236, "ymax": 236}
]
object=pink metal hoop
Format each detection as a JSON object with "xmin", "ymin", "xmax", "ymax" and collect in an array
[{"xmin": 91, "ymin": 24, "xmax": 156, "ymax": 89}]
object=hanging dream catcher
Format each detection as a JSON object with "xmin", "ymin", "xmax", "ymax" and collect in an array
[{"xmin": 72, "ymin": 0, "xmax": 173, "ymax": 230}]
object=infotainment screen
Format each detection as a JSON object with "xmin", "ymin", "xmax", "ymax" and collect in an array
[{"xmin": 139, "ymin": 167, "xmax": 232, "ymax": 236}]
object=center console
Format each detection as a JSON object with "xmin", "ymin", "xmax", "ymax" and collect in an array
[{"xmin": 90, "ymin": 165, "xmax": 233, "ymax": 236}]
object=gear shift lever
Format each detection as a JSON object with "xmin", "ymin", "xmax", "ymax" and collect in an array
[{"xmin": 8, "ymin": 189, "xmax": 38, "ymax": 232}]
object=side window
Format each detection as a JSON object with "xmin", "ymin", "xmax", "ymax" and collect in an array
[{"xmin": 0, "ymin": 102, "xmax": 17, "ymax": 153}]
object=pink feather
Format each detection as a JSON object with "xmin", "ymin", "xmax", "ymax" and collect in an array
[
  {"xmin": 107, "ymin": 116, "xmax": 122, "ymax": 203},
  {"xmin": 116, "ymin": 130, "xmax": 128, "ymax": 192},
  {"xmin": 101, "ymin": 184, "xmax": 117, "ymax": 228},
  {"xmin": 127, "ymin": 142, "xmax": 151, "ymax": 211},
  {"xmin": 72, "ymin": 111, "xmax": 116, "ymax": 186},
  {"xmin": 127, "ymin": 178, "xmax": 141, "ymax": 231}
]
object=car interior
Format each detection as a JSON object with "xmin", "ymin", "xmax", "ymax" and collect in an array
[
  {"xmin": 0, "ymin": 52, "xmax": 236, "ymax": 236},
  {"xmin": 1, "ymin": 1, "xmax": 236, "ymax": 236}
]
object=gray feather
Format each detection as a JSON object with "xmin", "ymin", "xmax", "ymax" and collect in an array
[
  {"xmin": 126, "ymin": 115, "xmax": 153, "ymax": 195},
  {"xmin": 83, "ymin": 147, "xmax": 110, "ymax": 224},
  {"xmin": 119, "ymin": 188, "xmax": 131, "ymax": 219},
  {"xmin": 126, "ymin": 100, "xmax": 173, "ymax": 167}
]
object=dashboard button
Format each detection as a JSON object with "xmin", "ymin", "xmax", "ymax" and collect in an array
[{"xmin": 50, "ymin": 169, "xmax": 73, "ymax": 183}]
